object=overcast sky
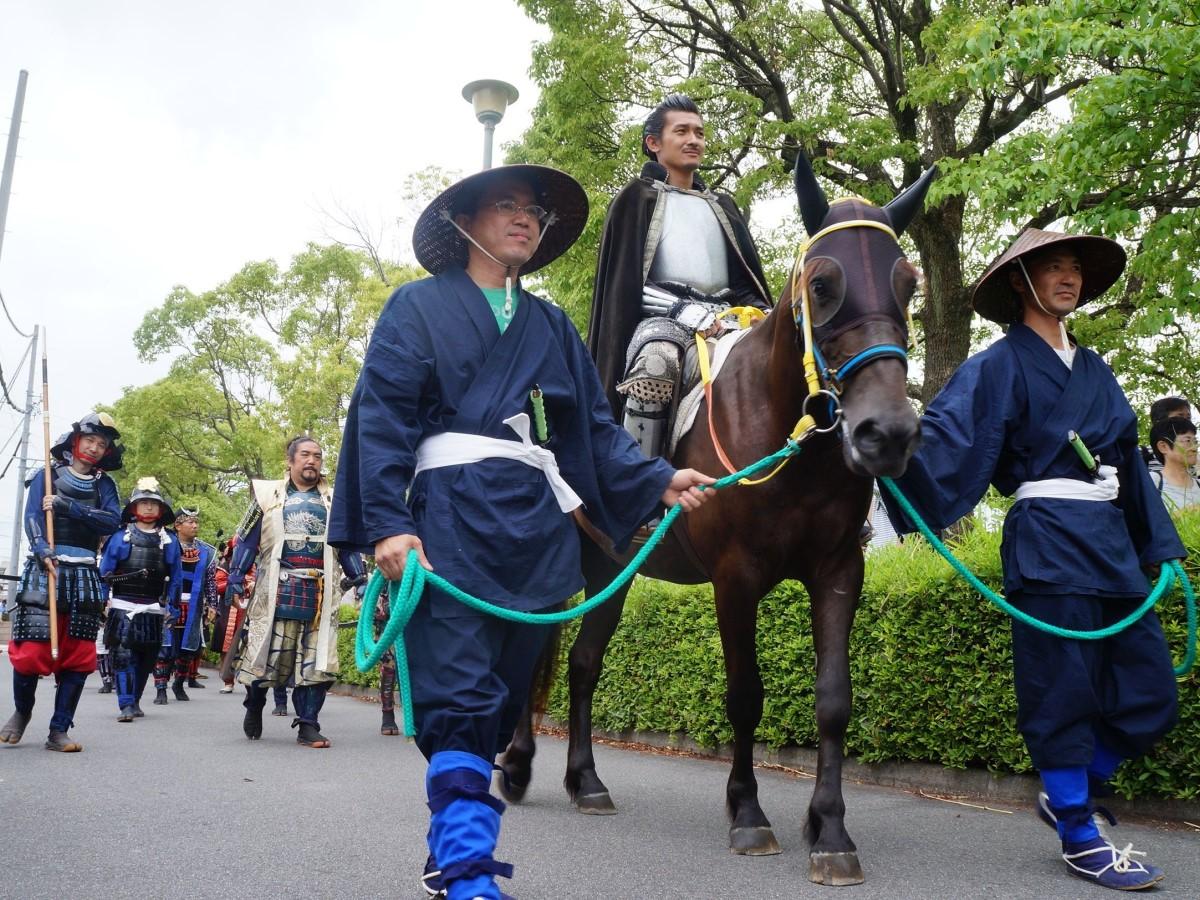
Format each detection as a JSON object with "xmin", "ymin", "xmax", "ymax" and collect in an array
[{"xmin": 0, "ymin": 1, "xmax": 546, "ymax": 559}]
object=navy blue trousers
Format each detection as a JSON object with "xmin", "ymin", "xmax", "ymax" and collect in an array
[
  {"xmin": 406, "ymin": 591, "xmax": 557, "ymax": 762},
  {"xmin": 1010, "ymin": 591, "xmax": 1178, "ymax": 769}
]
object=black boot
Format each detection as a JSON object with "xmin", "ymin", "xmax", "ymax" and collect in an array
[
  {"xmin": 117, "ymin": 706, "xmax": 135, "ymax": 722},
  {"xmin": 153, "ymin": 688, "xmax": 169, "ymax": 705},
  {"xmin": 295, "ymin": 720, "xmax": 331, "ymax": 748},
  {"xmin": 45, "ymin": 729, "xmax": 83, "ymax": 752},
  {"xmin": 97, "ymin": 682, "xmax": 113, "ymax": 694},
  {"xmin": 243, "ymin": 685, "xmax": 267, "ymax": 740},
  {"xmin": 187, "ymin": 678, "xmax": 205, "ymax": 689},
  {"xmin": 0, "ymin": 710, "xmax": 32, "ymax": 744},
  {"xmin": 381, "ymin": 709, "xmax": 399, "ymax": 736},
  {"xmin": 172, "ymin": 678, "xmax": 190, "ymax": 702},
  {"xmin": 133, "ymin": 702, "xmax": 145, "ymax": 717}
]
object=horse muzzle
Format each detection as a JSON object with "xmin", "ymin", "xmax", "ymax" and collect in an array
[{"xmin": 844, "ymin": 411, "xmax": 921, "ymax": 478}]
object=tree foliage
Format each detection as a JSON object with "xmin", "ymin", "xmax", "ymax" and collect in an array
[
  {"xmin": 105, "ymin": 244, "xmax": 419, "ymax": 538},
  {"xmin": 509, "ymin": 0, "xmax": 1200, "ymax": 405}
]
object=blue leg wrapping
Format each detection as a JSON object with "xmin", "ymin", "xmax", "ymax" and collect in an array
[
  {"xmin": 1088, "ymin": 738, "xmax": 1123, "ymax": 795},
  {"xmin": 1041, "ymin": 766, "xmax": 1098, "ymax": 844},
  {"xmin": 50, "ymin": 671, "xmax": 87, "ymax": 732},
  {"xmin": 427, "ymin": 751, "xmax": 513, "ymax": 900},
  {"xmin": 114, "ymin": 660, "xmax": 137, "ymax": 710},
  {"xmin": 12, "ymin": 672, "xmax": 38, "ymax": 716}
]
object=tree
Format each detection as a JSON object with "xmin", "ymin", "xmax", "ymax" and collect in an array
[
  {"xmin": 509, "ymin": 0, "xmax": 1200, "ymax": 404},
  {"xmin": 107, "ymin": 244, "xmax": 420, "ymax": 537}
]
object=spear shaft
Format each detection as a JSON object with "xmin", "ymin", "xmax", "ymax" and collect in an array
[{"xmin": 40, "ymin": 346, "xmax": 58, "ymax": 659}]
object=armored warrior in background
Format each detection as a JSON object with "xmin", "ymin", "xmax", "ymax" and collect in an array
[
  {"xmin": 152, "ymin": 508, "xmax": 217, "ymax": 704},
  {"xmin": 100, "ymin": 478, "xmax": 182, "ymax": 722},
  {"xmin": 0, "ymin": 413, "xmax": 122, "ymax": 752},
  {"xmin": 226, "ymin": 437, "xmax": 366, "ymax": 748}
]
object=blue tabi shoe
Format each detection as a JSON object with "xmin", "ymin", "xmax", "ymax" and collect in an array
[
  {"xmin": 1036, "ymin": 791, "xmax": 1117, "ymax": 841},
  {"xmin": 421, "ymin": 854, "xmax": 446, "ymax": 897},
  {"xmin": 1061, "ymin": 836, "xmax": 1164, "ymax": 890}
]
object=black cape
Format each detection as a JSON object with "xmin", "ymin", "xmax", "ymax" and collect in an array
[{"xmin": 587, "ymin": 162, "xmax": 773, "ymax": 416}]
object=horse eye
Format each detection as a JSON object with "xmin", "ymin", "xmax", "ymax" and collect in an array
[{"xmin": 811, "ymin": 278, "xmax": 826, "ymax": 295}]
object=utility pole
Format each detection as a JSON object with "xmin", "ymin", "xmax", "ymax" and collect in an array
[
  {"xmin": 6, "ymin": 325, "xmax": 37, "ymax": 582},
  {"xmin": 2, "ymin": 71, "xmax": 33, "ymax": 589},
  {"xmin": 0, "ymin": 69, "xmax": 29, "ymax": 264}
]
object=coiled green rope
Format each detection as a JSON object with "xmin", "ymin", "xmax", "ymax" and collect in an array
[
  {"xmin": 356, "ymin": 440, "xmax": 804, "ymax": 736},
  {"xmin": 878, "ymin": 476, "xmax": 1197, "ymax": 677}
]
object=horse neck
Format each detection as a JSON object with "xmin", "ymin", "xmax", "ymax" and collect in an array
[{"xmin": 763, "ymin": 296, "xmax": 810, "ymax": 427}]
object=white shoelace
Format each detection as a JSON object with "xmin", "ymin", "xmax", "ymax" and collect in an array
[{"xmin": 1064, "ymin": 840, "xmax": 1151, "ymax": 875}]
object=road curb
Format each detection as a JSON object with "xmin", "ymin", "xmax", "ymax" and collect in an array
[{"xmin": 322, "ymin": 680, "xmax": 1200, "ymax": 823}]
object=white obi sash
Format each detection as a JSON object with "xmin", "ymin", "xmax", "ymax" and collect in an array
[
  {"xmin": 414, "ymin": 413, "xmax": 583, "ymax": 514},
  {"xmin": 1014, "ymin": 465, "xmax": 1119, "ymax": 503}
]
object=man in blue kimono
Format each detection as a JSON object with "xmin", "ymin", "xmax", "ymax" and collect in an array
[
  {"xmin": 331, "ymin": 164, "xmax": 714, "ymax": 900},
  {"xmin": 883, "ymin": 228, "xmax": 1182, "ymax": 890},
  {"xmin": 152, "ymin": 508, "xmax": 217, "ymax": 704}
]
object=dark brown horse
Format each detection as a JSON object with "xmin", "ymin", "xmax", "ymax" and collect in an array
[{"xmin": 500, "ymin": 153, "xmax": 934, "ymax": 885}]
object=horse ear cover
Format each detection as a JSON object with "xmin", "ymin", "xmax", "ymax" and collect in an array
[
  {"xmin": 883, "ymin": 166, "xmax": 938, "ymax": 237},
  {"xmin": 793, "ymin": 149, "xmax": 830, "ymax": 237}
]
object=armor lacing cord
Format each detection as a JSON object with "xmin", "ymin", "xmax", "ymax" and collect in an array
[
  {"xmin": 878, "ymin": 476, "xmax": 1197, "ymax": 677},
  {"xmin": 357, "ymin": 438, "xmax": 806, "ymax": 736}
]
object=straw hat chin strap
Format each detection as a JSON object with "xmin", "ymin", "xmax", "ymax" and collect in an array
[
  {"xmin": 1017, "ymin": 257, "xmax": 1071, "ymax": 352},
  {"xmin": 440, "ymin": 209, "xmax": 558, "ymax": 315}
]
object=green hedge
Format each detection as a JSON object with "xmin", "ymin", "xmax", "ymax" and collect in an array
[{"xmin": 341, "ymin": 511, "xmax": 1200, "ymax": 800}]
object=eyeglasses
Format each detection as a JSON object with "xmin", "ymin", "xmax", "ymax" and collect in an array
[
  {"xmin": 493, "ymin": 199, "xmax": 549, "ymax": 222},
  {"xmin": 1173, "ymin": 438, "xmax": 1198, "ymax": 449}
]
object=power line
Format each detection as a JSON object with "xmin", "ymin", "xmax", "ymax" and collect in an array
[
  {"xmin": 0, "ymin": 352, "xmax": 26, "ymax": 413},
  {"xmin": 0, "ymin": 288, "xmax": 31, "ymax": 338}
]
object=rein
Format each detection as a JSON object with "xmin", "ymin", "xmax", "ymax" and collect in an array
[{"xmin": 700, "ymin": 218, "xmax": 910, "ymax": 483}]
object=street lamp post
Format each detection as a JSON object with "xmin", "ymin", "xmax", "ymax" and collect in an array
[{"xmin": 462, "ymin": 79, "xmax": 519, "ymax": 170}]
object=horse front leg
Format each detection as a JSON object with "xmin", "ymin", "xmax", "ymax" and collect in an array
[
  {"xmin": 564, "ymin": 538, "xmax": 630, "ymax": 814},
  {"xmin": 804, "ymin": 552, "xmax": 865, "ymax": 885},
  {"xmin": 714, "ymin": 574, "xmax": 781, "ymax": 855}
]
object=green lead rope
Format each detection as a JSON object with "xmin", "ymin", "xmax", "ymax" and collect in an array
[
  {"xmin": 878, "ymin": 476, "xmax": 1197, "ymax": 677},
  {"xmin": 356, "ymin": 440, "xmax": 804, "ymax": 736}
]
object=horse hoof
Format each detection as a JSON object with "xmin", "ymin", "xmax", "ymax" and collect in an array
[
  {"xmin": 574, "ymin": 791, "xmax": 618, "ymax": 815},
  {"xmin": 809, "ymin": 851, "xmax": 865, "ymax": 886},
  {"xmin": 495, "ymin": 769, "xmax": 530, "ymax": 804},
  {"xmin": 730, "ymin": 826, "xmax": 782, "ymax": 856}
]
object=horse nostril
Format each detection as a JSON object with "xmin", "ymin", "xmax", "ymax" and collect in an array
[{"xmin": 853, "ymin": 416, "xmax": 919, "ymax": 460}]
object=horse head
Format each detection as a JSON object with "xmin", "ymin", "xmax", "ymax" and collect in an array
[{"xmin": 788, "ymin": 151, "xmax": 933, "ymax": 478}]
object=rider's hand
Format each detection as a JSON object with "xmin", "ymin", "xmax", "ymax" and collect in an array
[
  {"xmin": 661, "ymin": 469, "xmax": 717, "ymax": 512},
  {"xmin": 374, "ymin": 534, "xmax": 433, "ymax": 582}
]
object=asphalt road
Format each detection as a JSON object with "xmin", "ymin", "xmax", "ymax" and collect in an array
[{"xmin": 1, "ymin": 660, "xmax": 1196, "ymax": 899}]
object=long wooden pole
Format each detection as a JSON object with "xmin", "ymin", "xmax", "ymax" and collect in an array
[{"xmin": 40, "ymin": 344, "xmax": 58, "ymax": 659}]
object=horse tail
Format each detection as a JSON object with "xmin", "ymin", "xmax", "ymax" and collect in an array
[{"xmin": 528, "ymin": 622, "xmax": 563, "ymax": 726}]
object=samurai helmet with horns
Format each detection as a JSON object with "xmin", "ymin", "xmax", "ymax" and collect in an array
[{"xmin": 50, "ymin": 411, "xmax": 124, "ymax": 471}]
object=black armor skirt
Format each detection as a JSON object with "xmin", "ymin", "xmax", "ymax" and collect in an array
[{"xmin": 10, "ymin": 556, "xmax": 105, "ymax": 641}]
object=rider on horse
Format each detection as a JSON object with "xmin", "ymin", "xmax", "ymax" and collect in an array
[{"xmin": 589, "ymin": 94, "xmax": 772, "ymax": 459}]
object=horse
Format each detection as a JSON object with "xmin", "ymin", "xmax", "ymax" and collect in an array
[{"xmin": 499, "ymin": 151, "xmax": 935, "ymax": 886}]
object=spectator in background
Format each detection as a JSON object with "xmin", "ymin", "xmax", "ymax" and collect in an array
[
  {"xmin": 1148, "ymin": 417, "xmax": 1200, "ymax": 512},
  {"xmin": 1144, "ymin": 396, "xmax": 1192, "ymax": 473}
]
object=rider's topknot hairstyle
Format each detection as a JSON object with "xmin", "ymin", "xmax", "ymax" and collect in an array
[
  {"xmin": 286, "ymin": 434, "xmax": 320, "ymax": 462},
  {"xmin": 642, "ymin": 94, "xmax": 701, "ymax": 160}
]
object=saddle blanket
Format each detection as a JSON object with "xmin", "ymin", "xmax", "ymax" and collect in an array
[{"xmin": 669, "ymin": 327, "xmax": 754, "ymax": 455}]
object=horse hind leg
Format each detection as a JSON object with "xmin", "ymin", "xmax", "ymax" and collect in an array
[
  {"xmin": 497, "ymin": 622, "xmax": 563, "ymax": 803},
  {"xmin": 497, "ymin": 694, "xmax": 536, "ymax": 803},
  {"xmin": 715, "ymin": 578, "xmax": 781, "ymax": 856},
  {"xmin": 564, "ymin": 538, "xmax": 630, "ymax": 815}
]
